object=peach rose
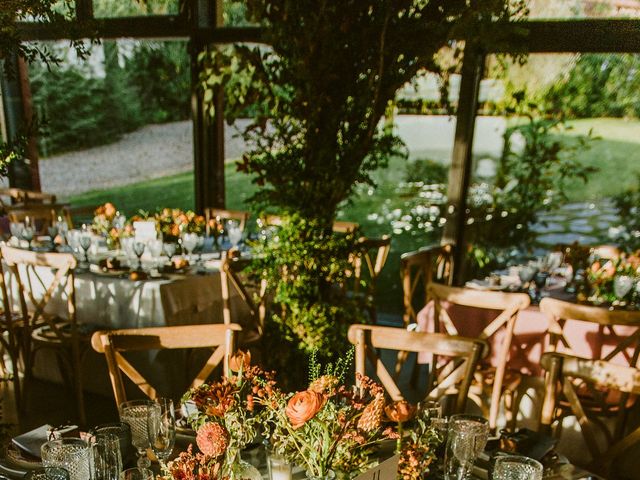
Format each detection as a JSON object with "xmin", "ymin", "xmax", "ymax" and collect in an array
[
  {"xmin": 286, "ymin": 390, "xmax": 325, "ymax": 429},
  {"xmin": 385, "ymin": 401, "xmax": 416, "ymax": 423},
  {"xmin": 228, "ymin": 350, "xmax": 251, "ymax": 372}
]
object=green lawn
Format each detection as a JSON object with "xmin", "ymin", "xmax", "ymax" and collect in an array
[{"xmin": 66, "ymin": 117, "xmax": 640, "ymax": 315}]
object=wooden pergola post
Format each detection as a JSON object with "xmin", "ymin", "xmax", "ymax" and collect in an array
[
  {"xmin": 442, "ymin": 51, "xmax": 485, "ymax": 285},
  {"xmin": 192, "ymin": 0, "xmax": 226, "ymax": 213}
]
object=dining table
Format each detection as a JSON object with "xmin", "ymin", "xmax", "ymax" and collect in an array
[{"xmin": 3, "ymin": 251, "xmax": 254, "ymax": 397}]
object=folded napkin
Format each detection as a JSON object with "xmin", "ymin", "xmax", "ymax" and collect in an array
[{"xmin": 11, "ymin": 425, "xmax": 50, "ymax": 458}]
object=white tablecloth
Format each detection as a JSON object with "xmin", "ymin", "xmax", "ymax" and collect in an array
[{"xmin": 5, "ymin": 265, "xmax": 252, "ymax": 398}]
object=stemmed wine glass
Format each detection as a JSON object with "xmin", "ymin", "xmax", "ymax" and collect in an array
[
  {"xmin": 181, "ymin": 233, "xmax": 198, "ymax": 260},
  {"xmin": 444, "ymin": 414, "xmax": 489, "ymax": 480},
  {"xmin": 118, "ymin": 400, "xmax": 156, "ymax": 469},
  {"xmin": 163, "ymin": 242, "xmax": 176, "ymax": 260},
  {"xmin": 147, "ymin": 239, "xmax": 163, "ymax": 271},
  {"xmin": 133, "ymin": 242, "xmax": 146, "ymax": 272},
  {"xmin": 227, "ymin": 220, "xmax": 242, "ymax": 250},
  {"xmin": 21, "ymin": 223, "xmax": 35, "ymax": 250},
  {"xmin": 79, "ymin": 232, "xmax": 92, "ymax": 264},
  {"xmin": 533, "ymin": 271, "xmax": 550, "ymax": 303},
  {"xmin": 147, "ymin": 398, "xmax": 175, "ymax": 466}
]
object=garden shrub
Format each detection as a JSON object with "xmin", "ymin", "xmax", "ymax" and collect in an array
[{"xmin": 405, "ymin": 158, "xmax": 448, "ymax": 185}]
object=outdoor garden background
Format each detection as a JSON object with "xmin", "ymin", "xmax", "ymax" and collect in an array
[{"xmin": 24, "ymin": 0, "xmax": 640, "ymax": 316}]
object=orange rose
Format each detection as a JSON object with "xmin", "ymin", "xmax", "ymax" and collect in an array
[
  {"xmin": 286, "ymin": 390, "xmax": 325, "ymax": 429},
  {"xmin": 385, "ymin": 401, "xmax": 416, "ymax": 423},
  {"xmin": 104, "ymin": 202, "xmax": 116, "ymax": 219},
  {"xmin": 228, "ymin": 350, "xmax": 251, "ymax": 372}
]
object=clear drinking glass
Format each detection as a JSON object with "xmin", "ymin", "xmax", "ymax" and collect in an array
[
  {"xmin": 181, "ymin": 233, "xmax": 198, "ymax": 258},
  {"xmin": 79, "ymin": 234, "xmax": 92, "ymax": 262},
  {"xmin": 91, "ymin": 432, "xmax": 123, "ymax": 480},
  {"xmin": 147, "ymin": 398, "xmax": 175, "ymax": 465},
  {"xmin": 163, "ymin": 242, "xmax": 176, "ymax": 260},
  {"xmin": 9, "ymin": 221, "xmax": 24, "ymax": 240},
  {"xmin": 119, "ymin": 468, "xmax": 153, "ymax": 480},
  {"xmin": 147, "ymin": 239, "xmax": 163, "ymax": 270},
  {"xmin": 21, "ymin": 224, "xmax": 35, "ymax": 249},
  {"xmin": 25, "ymin": 467, "xmax": 70, "ymax": 480},
  {"xmin": 133, "ymin": 242, "xmax": 146, "ymax": 271},
  {"xmin": 492, "ymin": 455, "xmax": 543, "ymax": 480},
  {"xmin": 267, "ymin": 451, "xmax": 292, "ymax": 480},
  {"xmin": 614, "ymin": 275, "xmax": 634, "ymax": 300},
  {"xmin": 118, "ymin": 399, "xmax": 156, "ymax": 468},
  {"xmin": 41, "ymin": 438, "xmax": 92, "ymax": 480},
  {"xmin": 227, "ymin": 220, "xmax": 243, "ymax": 249},
  {"xmin": 91, "ymin": 422, "xmax": 133, "ymax": 468},
  {"xmin": 443, "ymin": 414, "xmax": 489, "ymax": 480}
]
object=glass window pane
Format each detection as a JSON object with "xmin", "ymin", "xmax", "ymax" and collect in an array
[
  {"xmin": 468, "ymin": 52, "xmax": 640, "ymax": 274},
  {"xmin": 29, "ymin": 39, "xmax": 193, "ymax": 216},
  {"xmin": 344, "ymin": 63, "xmax": 461, "ymax": 315},
  {"xmin": 93, "ymin": 0, "xmax": 179, "ymax": 18}
]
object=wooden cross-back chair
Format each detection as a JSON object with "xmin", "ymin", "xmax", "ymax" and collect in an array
[
  {"xmin": 220, "ymin": 254, "xmax": 267, "ymax": 347},
  {"xmin": 427, "ymin": 283, "xmax": 530, "ymax": 430},
  {"xmin": 348, "ymin": 324, "xmax": 488, "ymax": 414},
  {"xmin": 540, "ymin": 352, "xmax": 640, "ymax": 476},
  {"xmin": 540, "ymin": 297, "xmax": 640, "ymax": 367},
  {"xmin": 205, "ymin": 208, "xmax": 250, "ymax": 233},
  {"xmin": 8, "ymin": 205, "xmax": 59, "ymax": 235},
  {"xmin": 347, "ymin": 235, "xmax": 391, "ymax": 322},
  {"xmin": 61, "ymin": 205, "xmax": 98, "ymax": 229},
  {"xmin": 0, "ymin": 189, "xmax": 56, "ymax": 209},
  {"xmin": 539, "ymin": 297, "xmax": 640, "ymax": 440},
  {"xmin": 395, "ymin": 245, "xmax": 454, "ymax": 380},
  {"xmin": 0, "ymin": 250, "xmax": 28, "ymax": 424},
  {"xmin": 1, "ymin": 245, "xmax": 88, "ymax": 425},
  {"xmin": 91, "ymin": 324, "xmax": 241, "ymax": 407},
  {"xmin": 400, "ymin": 244, "xmax": 454, "ymax": 329}
]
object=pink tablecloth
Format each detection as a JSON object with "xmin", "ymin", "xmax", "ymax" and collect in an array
[{"xmin": 417, "ymin": 300, "xmax": 638, "ymax": 376}]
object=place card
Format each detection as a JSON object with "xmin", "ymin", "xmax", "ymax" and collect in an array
[
  {"xmin": 354, "ymin": 454, "xmax": 400, "ymax": 480},
  {"xmin": 133, "ymin": 221, "xmax": 157, "ymax": 242}
]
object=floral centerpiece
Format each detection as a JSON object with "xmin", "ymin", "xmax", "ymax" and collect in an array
[
  {"xmin": 168, "ymin": 351, "xmax": 442, "ymax": 480},
  {"xmin": 260, "ymin": 352, "xmax": 441, "ymax": 480},
  {"xmin": 91, "ymin": 202, "xmax": 130, "ymax": 249},
  {"xmin": 155, "ymin": 208, "xmax": 206, "ymax": 242},
  {"xmin": 585, "ymin": 253, "xmax": 640, "ymax": 306},
  {"xmin": 169, "ymin": 351, "xmax": 274, "ymax": 480}
]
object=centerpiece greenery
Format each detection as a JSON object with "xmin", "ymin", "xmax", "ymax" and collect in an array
[{"xmin": 201, "ymin": 0, "xmax": 526, "ymax": 385}]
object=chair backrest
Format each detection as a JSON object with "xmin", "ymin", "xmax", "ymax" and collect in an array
[
  {"xmin": 91, "ymin": 323, "xmax": 241, "ymax": 406},
  {"xmin": 539, "ymin": 297, "xmax": 640, "ymax": 367},
  {"xmin": 539, "ymin": 351, "xmax": 640, "ymax": 473},
  {"xmin": 427, "ymin": 283, "xmax": 530, "ymax": 427},
  {"xmin": 401, "ymin": 244, "xmax": 453, "ymax": 328},
  {"xmin": 23, "ymin": 190, "xmax": 57, "ymax": 205},
  {"xmin": 348, "ymin": 324, "xmax": 487, "ymax": 414},
  {"xmin": 0, "ymin": 188, "xmax": 27, "ymax": 208},
  {"xmin": 8, "ymin": 205, "xmax": 59, "ymax": 235},
  {"xmin": 220, "ymin": 254, "xmax": 267, "ymax": 343},
  {"xmin": 62, "ymin": 205, "xmax": 97, "ymax": 229},
  {"xmin": 333, "ymin": 220, "xmax": 359, "ymax": 233},
  {"xmin": 351, "ymin": 236, "xmax": 391, "ymax": 295},
  {"xmin": 205, "ymin": 208, "xmax": 250, "ymax": 232},
  {"xmin": 1, "ymin": 245, "xmax": 78, "ymax": 341}
]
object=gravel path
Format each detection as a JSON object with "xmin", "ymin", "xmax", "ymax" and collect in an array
[
  {"xmin": 39, "ymin": 117, "xmax": 504, "ymax": 197},
  {"xmin": 40, "ymin": 120, "xmax": 248, "ymax": 197}
]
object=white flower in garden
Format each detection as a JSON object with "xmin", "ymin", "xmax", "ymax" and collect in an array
[{"xmin": 367, "ymin": 213, "xmax": 379, "ymax": 221}]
